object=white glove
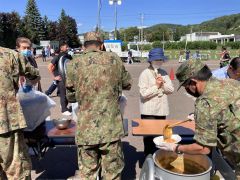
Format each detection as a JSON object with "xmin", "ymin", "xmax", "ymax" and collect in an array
[
  {"xmin": 157, "ymin": 143, "xmax": 177, "ymax": 152},
  {"xmin": 187, "ymin": 113, "xmax": 195, "ymax": 121}
]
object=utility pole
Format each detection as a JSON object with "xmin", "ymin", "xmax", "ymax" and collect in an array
[
  {"xmin": 140, "ymin": 13, "xmax": 144, "ymax": 42},
  {"xmin": 163, "ymin": 32, "xmax": 165, "ymax": 51},
  {"xmin": 139, "ymin": 28, "xmax": 141, "ymax": 42},
  {"xmin": 190, "ymin": 26, "xmax": 193, "ymax": 42},
  {"xmin": 114, "ymin": 2, "xmax": 117, "ymax": 40},
  {"xmin": 109, "ymin": 0, "xmax": 122, "ymax": 40},
  {"xmin": 97, "ymin": 0, "xmax": 101, "ymax": 32}
]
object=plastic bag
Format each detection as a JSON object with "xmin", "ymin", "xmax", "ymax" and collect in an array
[
  {"xmin": 119, "ymin": 93, "xmax": 127, "ymax": 116},
  {"xmin": 18, "ymin": 86, "xmax": 56, "ymax": 131},
  {"xmin": 71, "ymin": 102, "xmax": 79, "ymax": 121}
]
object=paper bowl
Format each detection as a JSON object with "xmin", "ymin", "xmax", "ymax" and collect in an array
[{"xmin": 153, "ymin": 134, "xmax": 182, "ymax": 147}]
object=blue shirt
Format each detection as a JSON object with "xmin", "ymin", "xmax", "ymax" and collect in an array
[{"xmin": 212, "ymin": 66, "xmax": 229, "ymax": 80}]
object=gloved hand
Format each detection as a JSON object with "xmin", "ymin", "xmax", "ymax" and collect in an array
[
  {"xmin": 187, "ymin": 113, "xmax": 195, "ymax": 121},
  {"xmin": 157, "ymin": 143, "xmax": 177, "ymax": 152}
]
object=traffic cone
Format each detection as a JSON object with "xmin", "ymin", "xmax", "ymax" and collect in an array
[{"xmin": 170, "ymin": 68, "xmax": 175, "ymax": 80}]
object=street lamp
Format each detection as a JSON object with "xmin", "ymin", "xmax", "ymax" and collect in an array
[{"xmin": 109, "ymin": 0, "xmax": 122, "ymax": 40}]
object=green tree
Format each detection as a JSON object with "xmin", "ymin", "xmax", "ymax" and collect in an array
[
  {"xmin": 42, "ymin": 15, "xmax": 58, "ymax": 41},
  {"xmin": 23, "ymin": 0, "xmax": 45, "ymax": 43},
  {"xmin": 152, "ymin": 41, "xmax": 162, "ymax": 48},
  {"xmin": 42, "ymin": 15, "xmax": 49, "ymax": 39},
  {"xmin": 0, "ymin": 12, "xmax": 22, "ymax": 48},
  {"xmin": 57, "ymin": 9, "xmax": 68, "ymax": 42},
  {"xmin": 57, "ymin": 9, "xmax": 80, "ymax": 48},
  {"xmin": 119, "ymin": 27, "xmax": 139, "ymax": 41},
  {"xmin": 47, "ymin": 21, "xmax": 58, "ymax": 41}
]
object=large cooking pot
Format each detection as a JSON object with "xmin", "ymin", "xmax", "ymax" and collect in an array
[{"xmin": 152, "ymin": 150, "xmax": 212, "ymax": 180}]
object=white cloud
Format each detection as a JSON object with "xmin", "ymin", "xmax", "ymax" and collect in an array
[{"xmin": 77, "ymin": 23, "xmax": 83, "ymax": 27}]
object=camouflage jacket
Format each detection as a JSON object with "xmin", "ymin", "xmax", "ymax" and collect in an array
[
  {"xmin": 0, "ymin": 47, "xmax": 40, "ymax": 134},
  {"xmin": 66, "ymin": 49, "xmax": 132, "ymax": 145},
  {"xmin": 194, "ymin": 78, "xmax": 240, "ymax": 168}
]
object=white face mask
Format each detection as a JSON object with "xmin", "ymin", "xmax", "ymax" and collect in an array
[{"xmin": 151, "ymin": 61, "xmax": 163, "ymax": 69}]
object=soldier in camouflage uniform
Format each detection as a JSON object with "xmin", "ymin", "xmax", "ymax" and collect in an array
[
  {"xmin": 0, "ymin": 47, "xmax": 40, "ymax": 180},
  {"xmin": 158, "ymin": 59, "xmax": 240, "ymax": 179},
  {"xmin": 65, "ymin": 32, "xmax": 132, "ymax": 180}
]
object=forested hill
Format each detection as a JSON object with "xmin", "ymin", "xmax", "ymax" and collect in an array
[{"xmin": 120, "ymin": 13, "xmax": 240, "ymax": 42}]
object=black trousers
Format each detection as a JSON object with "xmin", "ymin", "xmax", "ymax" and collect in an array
[
  {"xmin": 58, "ymin": 80, "xmax": 69, "ymax": 112},
  {"xmin": 45, "ymin": 81, "xmax": 58, "ymax": 95},
  {"xmin": 141, "ymin": 114, "xmax": 166, "ymax": 156}
]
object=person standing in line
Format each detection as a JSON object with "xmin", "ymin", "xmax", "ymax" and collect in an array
[
  {"xmin": 178, "ymin": 50, "xmax": 185, "ymax": 63},
  {"xmin": 47, "ymin": 45, "xmax": 51, "ymax": 57},
  {"xmin": 127, "ymin": 49, "xmax": 133, "ymax": 64},
  {"xmin": 46, "ymin": 42, "xmax": 72, "ymax": 115},
  {"xmin": 65, "ymin": 32, "xmax": 132, "ymax": 179},
  {"xmin": 16, "ymin": 37, "xmax": 42, "ymax": 91},
  {"xmin": 0, "ymin": 46, "xmax": 40, "ymax": 179},
  {"xmin": 186, "ymin": 49, "xmax": 191, "ymax": 61},
  {"xmin": 138, "ymin": 48, "xmax": 174, "ymax": 156},
  {"xmin": 50, "ymin": 47, "xmax": 55, "ymax": 56},
  {"xmin": 220, "ymin": 47, "xmax": 231, "ymax": 68},
  {"xmin": 42, "ymin": 48, "xmax": 46, "ymax": 62}
]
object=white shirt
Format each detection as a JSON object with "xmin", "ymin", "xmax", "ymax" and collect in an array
[{"xmin": 138, "ymin": 68, "xmax": 174, "ymax": 116}]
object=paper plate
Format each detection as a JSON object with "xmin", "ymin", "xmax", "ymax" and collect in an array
[{"xmin": 153, "ymin": 134, "xmax": 182, "ymax": 146}]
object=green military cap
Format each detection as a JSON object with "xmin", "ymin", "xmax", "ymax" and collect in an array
[
  {"xmin": 84, "ymin": 31, "xmax": 102, "ymax": 42},
  {"xmin": 176, "ymin": 59, "xmax": 205, "ymax": 90}
]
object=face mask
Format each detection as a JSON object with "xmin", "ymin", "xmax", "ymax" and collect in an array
[
  {"xmin": 151, "ymin": 61, "xmax": 163, "ymax": 69},
  {"xmin": 21, "ymin": 49, "xmax": 32, "ymax": 57},
  {"xmin": 186, "ymin": 88, "xmax": 200, "ymax": 97}
]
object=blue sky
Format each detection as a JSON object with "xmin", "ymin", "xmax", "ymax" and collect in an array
[{"xmin": 1, "ymin": 0, "xmax": 240, "ymax": 33}]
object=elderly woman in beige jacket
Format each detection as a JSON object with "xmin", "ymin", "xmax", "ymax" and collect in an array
[{"xmin": 138, "ymin": 48, "xmax": 174, "ymax": 156}]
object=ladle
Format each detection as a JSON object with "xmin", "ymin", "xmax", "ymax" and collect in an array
[
  {"xmin": 163, "ymin": 119, "xmax": 192, "ymax": 140},
  {"xmin": 162, "ymin": 119, "xmax": 193, "ymax": 173},
  {"xmin": 170, "ymin": 154, "xmax": 184, "ymax": 173}
]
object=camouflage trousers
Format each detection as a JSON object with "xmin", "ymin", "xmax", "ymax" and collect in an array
[
  {"xmin": 0, "ymin": 130, "xmax": 31, "ymax": 180},
  {"xmin": 77, "ymin": 140, "xmax": 124, "ymax": 180}
]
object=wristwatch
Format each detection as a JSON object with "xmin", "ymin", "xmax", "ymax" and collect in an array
[{"xmin": 175, "ymin": 144, "xmax": 183, "ymax": 154}]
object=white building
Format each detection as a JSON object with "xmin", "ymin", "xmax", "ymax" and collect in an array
[
  {"xmin": 40, "ymin": 40, "xmax": 59, "ymax": 50},
  {"xmin": 180, "ymin": 32, "xmax": 221, "ymax": 42},
  {"xmin": 180, "ymin": 32, "xmax": 240, "ymax": 44},
  {"xmin": 78, "ymin": 34, "xmax": 84, "ymax": 45},
  {"xmin": 209, "ymin": 34, "xmax": 240, "ymax": 44}
]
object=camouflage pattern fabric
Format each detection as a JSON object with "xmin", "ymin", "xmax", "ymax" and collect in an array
[
  {"xmin": 0, "ymin": 130, "xmax": 31, "ymax": 180},
  {"xmin": 194, "ymin": 78, "xmax": 240, "ymax": 176},
  {"xmin": 0, "ymin": 47, "xmax": 40, "ymax": 134},
  {"xmin": 77, "ymin": 140, "xmax": 124, "ymax": 180},
  {"xmin": 84, "ymin": 31, "xmax": 102, "ymax": 42},
  {"xmin": 65, "ymin": 49, "xmax": 132, "ymax": 145},
  {"xmin": 176, "ymin": 59, "xmax": 205, "ymax": 89},
  {"xmin": 0, "ymin": 47, "xmax": 39, "ymax": 180}
]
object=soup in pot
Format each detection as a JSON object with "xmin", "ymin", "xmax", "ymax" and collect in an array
[{"xmin": 155, "ymin": 156, "xmax": 207, "ymax": 174}]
